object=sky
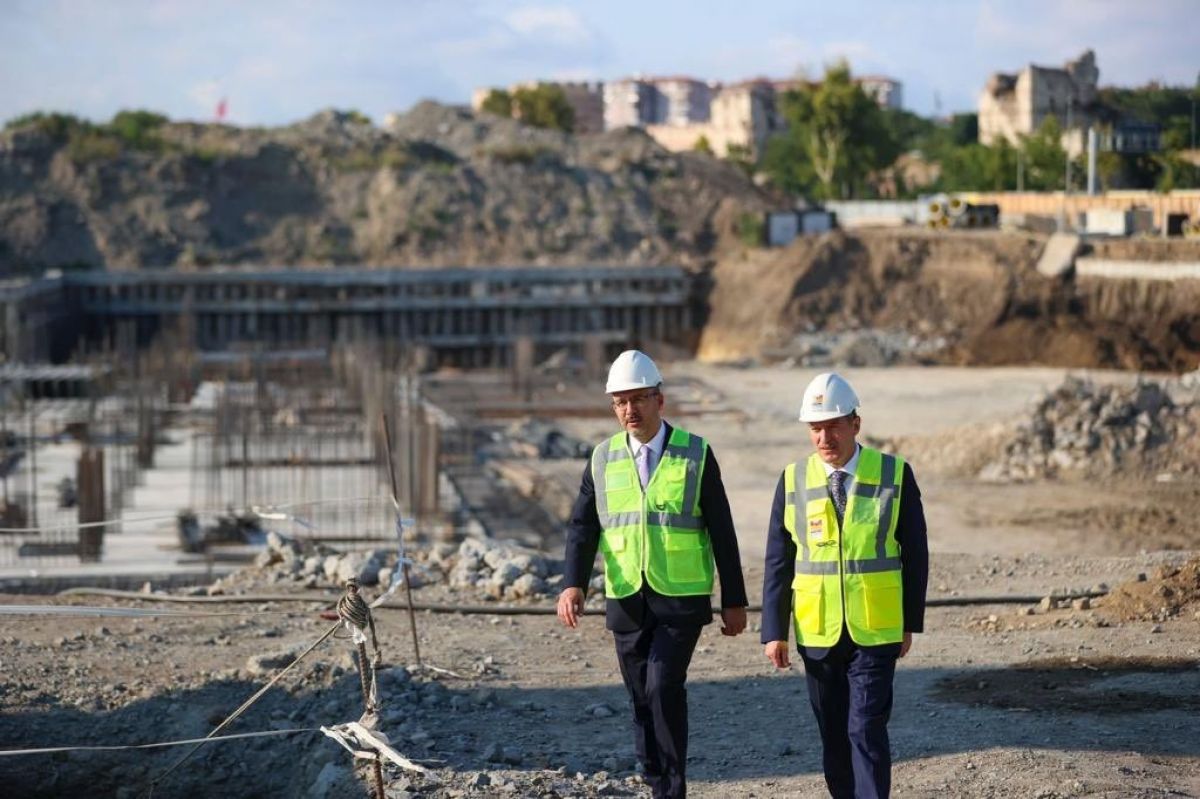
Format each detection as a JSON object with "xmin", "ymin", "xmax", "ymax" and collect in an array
[{"xmin": 1, "ymin": 0, "xmax": 1197, "ymax": 127}]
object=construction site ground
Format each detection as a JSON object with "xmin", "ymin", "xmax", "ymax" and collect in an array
[{"xmin": 2, "ymin": 363, "xmax": 1200, "ymax": 797}]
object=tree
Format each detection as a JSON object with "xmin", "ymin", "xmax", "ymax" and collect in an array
[
  {"xmin": 511, "ymin": 84, "xmax": 574, "ymax": 132},
  {"xmin": 1020, "ymin": 115, "xmax": 1067, "ymax": 190},
  {"xmin": 108, "ymin": 109, "xmax": 168, "ymax": 149},
  {"xmin": 762, "ymin": 61, "xmax": 899, "ymax": 199},
  {"xmin": 3, "ymin": 111, "xmax": 90, "ymax": 140},
  {"xmin": 693, "ymin": 135, "xmax": 713, "ymax": 155},
  {"xmin": 947, "ymin": 113, "xmax": 979, "ymax": 147},
  {"xmin": 480, "ymin": 89, "xmax": 513, "ymax": 118}
]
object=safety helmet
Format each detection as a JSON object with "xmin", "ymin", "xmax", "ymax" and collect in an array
[
  {"xmin": 606, "ymin": 350, "xmax": 663, "ymax": 394},
  {"xmin": 799, "ymin": 372, "xmax": 859, "ymax": 422}
]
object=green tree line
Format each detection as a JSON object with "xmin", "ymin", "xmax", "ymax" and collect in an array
[
  {"xmin": 755, "ymin": 64, "xmax": 1200, "ymax": 197},
  {"xmin": 480, "ymin": 84, "xmax": 575, "ymax": 132}
]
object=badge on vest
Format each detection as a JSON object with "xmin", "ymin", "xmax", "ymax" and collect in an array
[{"xmin": 808, "ymin": 516, "xmax": 828, "ymax": 543}]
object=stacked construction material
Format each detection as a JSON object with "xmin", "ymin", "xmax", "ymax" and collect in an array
[{"xmin": 926, "ymin": 195, "xmax": 1000, "ymax": 229}]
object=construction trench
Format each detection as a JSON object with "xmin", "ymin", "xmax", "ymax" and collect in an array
[{"xmin": 0, "ymin": 232, "xmax": 1199, "ymax": 797}]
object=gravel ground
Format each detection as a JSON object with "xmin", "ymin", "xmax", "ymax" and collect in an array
[
  {"xmin": 3, "ymin": 364, "xmax": 1199, "ymax": 797},
  {"xmin": 2, "ymin": 551, "xmax": 1199, "ymax": 798}
]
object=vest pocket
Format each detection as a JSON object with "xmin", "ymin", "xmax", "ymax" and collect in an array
[
  {"xmin": 791, "ymin": 575, "xmax": 824, "ymax": 635},
  {"xmin": 864, "ymin": 582, "xmax": 902, "ymax": 630},
  {"xmin": 663, "ymin": 531, "xmax": 705, "ymax": 583},
  {"xmin": 606, "ymin": 471, "xmax": 633, "ymax": 491}
]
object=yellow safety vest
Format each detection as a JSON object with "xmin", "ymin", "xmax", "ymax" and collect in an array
[
  {"xmin": 783, "ymin": 447, "xmax": 905, "ymax": 647},
  {"xmin": 592, "ymin": 426, "xmax": 714, "ymax": 598}
]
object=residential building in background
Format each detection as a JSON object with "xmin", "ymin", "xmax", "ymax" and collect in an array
[
  {"xmin": 858, "ymin": 76, "xmax": 903, "ymax": 110},
  {"xmin": 471, "ymin": 69, "xmax": 902, "ymax": 156},
  {"xmin": 644, "ymin": 80, "xmax": 781, "ymax": 158},
  {"xmin": 602, "ymin": 78, "xmax": 658, "ymax": 129},
  {"xmin": 979, "ymin": 49, "xmax": 1099, "ymax": 155},
  {"xmin": 651, "ymin": 77, "xmax": 715, "ymax": 125}
]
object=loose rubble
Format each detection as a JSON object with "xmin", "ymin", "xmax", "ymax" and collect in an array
[
  {"xmin": 1096, "ymin": 558, "xmax": 1200, "ymax": 623},
  {"xmin": 208, "ymin": 530, "xmax": 566, "ymax": 602},
  {"xmin": 978, "ymin": 377, "xmax": 1197, "ymax": 482}
]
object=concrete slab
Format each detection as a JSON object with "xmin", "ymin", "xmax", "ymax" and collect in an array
[{"xmin": 1036, "ymin": 232, "xmax": 1081, "ymax": 277}]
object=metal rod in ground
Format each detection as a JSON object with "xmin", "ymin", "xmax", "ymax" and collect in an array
[
  {"xmin": 381, "ymin": 412, "xmax": 422, "ymax": 667},
  {"xmin": 355, "ymin": 642, "xmax": 386, "ymax": 799}
]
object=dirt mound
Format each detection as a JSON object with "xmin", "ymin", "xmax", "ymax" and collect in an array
[
  {"xmin": 699, "ymin": 228, "xmax": 1200, "ymax": 371},
  {"xmin": 977, "ymin": 377, "xmax": 1199, "ymax": 482},
  {"xmin": 0, "ymin": 102, "xmax": 770, "ymax": 272},
  {"xmin": 1096, "ymin": 559, "xmax": 1200, "ymax": 623}
]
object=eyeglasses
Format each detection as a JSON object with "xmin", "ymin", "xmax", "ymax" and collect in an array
[{"xmin": 611, "ymin": 390, "xmax": 659, "ymax": 411}]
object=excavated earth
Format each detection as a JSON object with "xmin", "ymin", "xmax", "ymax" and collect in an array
[{"xmin": 699, "ymin": 228, "xmax": 1200, "ymax": 372}]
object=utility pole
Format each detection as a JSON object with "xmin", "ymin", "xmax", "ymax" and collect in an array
[
  {"xmin": 1065, "ymin": 98, "xmax": 1074, "ymax": 195},
  {"xmin": 1192, "ymin": 71, "xmax": 1199, "ymax": 151}
]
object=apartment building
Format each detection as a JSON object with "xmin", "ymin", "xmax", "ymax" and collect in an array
[{"xmin": 858, "ymin": 76, "xmax": 903, "ymax": 110}]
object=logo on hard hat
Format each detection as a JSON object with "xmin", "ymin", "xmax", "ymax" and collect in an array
[{"xmin": 811, "ymin": 394, "xmax": 824, "ymax": 406}]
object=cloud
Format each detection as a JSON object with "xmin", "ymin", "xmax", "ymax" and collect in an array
[
  {"xmin": 975, "ymin": 0, "xmax": 1199, "ymax": 86},
  {"xmin": 504, "ymin": 5, "xmax": 594, "ymax": 47}
]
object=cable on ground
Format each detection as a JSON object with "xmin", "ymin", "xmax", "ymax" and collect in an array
[
  {"xmin": 0, "ymin": 728, "xmax": 318, "ymax": 758},
  {"xmin": 57, "ymin": 586, "xmax": 1112, "ymax": 614}
]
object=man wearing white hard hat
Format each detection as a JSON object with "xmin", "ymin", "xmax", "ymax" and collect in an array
[
  {"xmin": 761, "ymin": 372, "xmax": 928, "ymax": 799},
  {"xmin": 558, "ymin": 349, "xmax": 748, "ymax": 799}
]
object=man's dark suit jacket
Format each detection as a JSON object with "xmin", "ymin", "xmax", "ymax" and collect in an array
[
  {"xmin": 564, "ymin": 422, "xmax": 748, "ymax": 633},
  {"xmin": 760, "ymin": 455, "xmax": 929, "ymax": 659}
]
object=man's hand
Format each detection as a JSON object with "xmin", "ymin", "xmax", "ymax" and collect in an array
[
  {"xmin": 720, "ymin": 606, "xmax": 747, "ymax": 636},
  {"xmin": 899, "ymin": 631, "xmax": 913, "ymax": 658},
  {"xmin": 764, "ymin": 640, "xmax": 790, "ymax": 669},
  {"xmin": 556, "ymin": 587, "xmax": 584, "ymax": 629}
]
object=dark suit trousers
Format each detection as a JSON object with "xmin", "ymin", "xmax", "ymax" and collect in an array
[
  {"xmin": 612, "ymin": 607, "xmax": 702, "ymax": 799},
  {"xmin": 801, "ymin": 634, "xmax": 897, "ymax": 799}
]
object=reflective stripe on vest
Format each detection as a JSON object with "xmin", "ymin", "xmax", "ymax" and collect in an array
[
  {"xmin": 592, "ymin": 427, "xmax": 713, "ymax": 598},
  {"xmin": 783, "ymin": 447, "xmax": 905, "ymax": 647}
]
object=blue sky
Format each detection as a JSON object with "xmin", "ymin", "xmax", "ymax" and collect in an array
[{"xmin": 2, "ymin": 0, "xmax": 1196, "ymax": 126}]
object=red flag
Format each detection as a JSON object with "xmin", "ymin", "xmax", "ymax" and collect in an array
[{"xmin": 215, "ymin": 97, "xmax": 228, "ymax": 121}]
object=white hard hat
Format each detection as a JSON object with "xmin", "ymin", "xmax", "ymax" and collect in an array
[
  {"xmin": 606, "ymin": 350, "xmax": 663, "ymax": 394},
  {"xmin": 799, "ymin": 372, "xmax": 860, "ymax": 422}
]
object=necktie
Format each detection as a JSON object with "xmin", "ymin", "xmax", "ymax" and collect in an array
[
  {"xmin": 829, "ymin": 470, "xmax": 847, "ymax": 525},
  {"xmin": 635, "ymin": 446, "xmax": 652, "ymax": 489}
]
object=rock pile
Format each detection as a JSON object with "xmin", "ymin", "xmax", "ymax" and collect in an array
[
  {"xmin": 217, "ymin": 530, "xmax": 566, "ymax": 601},
  {"xmin": 978, "ymin": 377, "xmax": 1194, "ymax": 482},
  {"xmin": 444, "ymin": 537, "xmax": 565, "ymax": 600}
]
